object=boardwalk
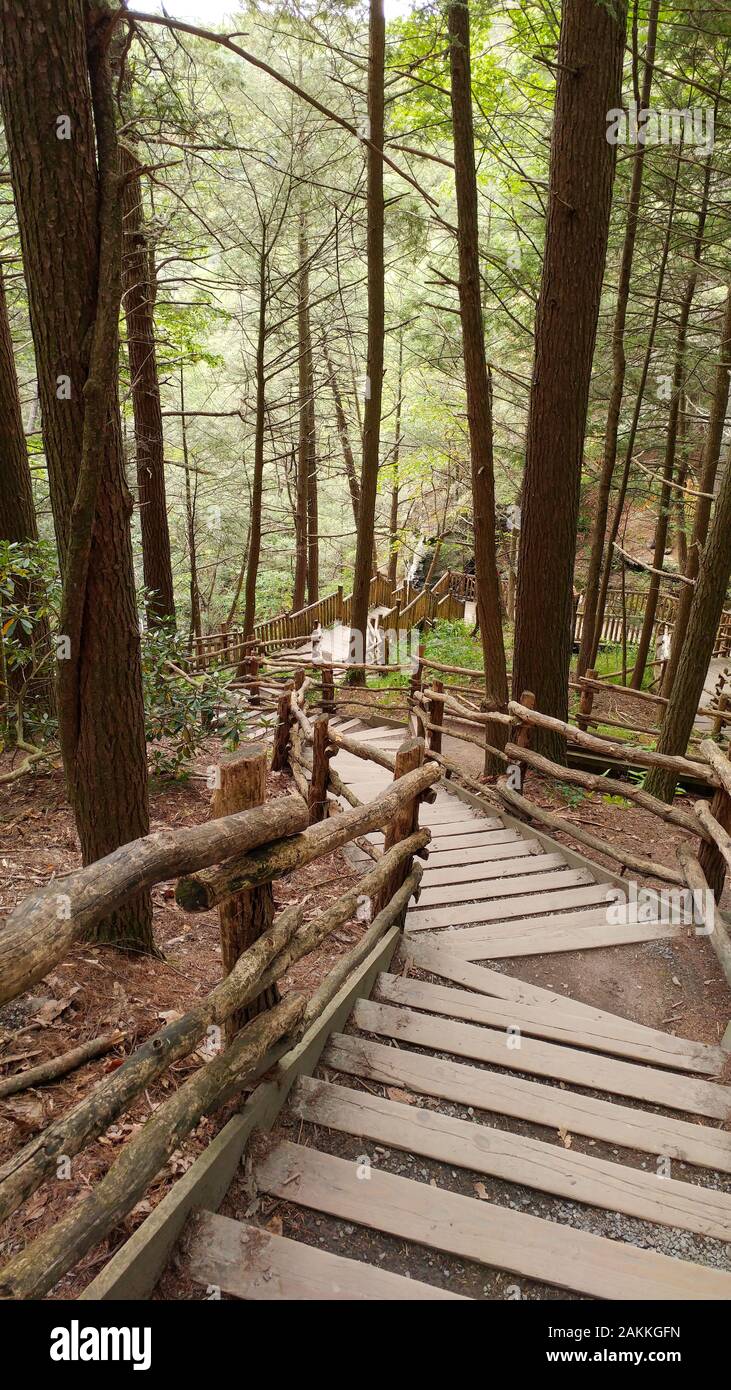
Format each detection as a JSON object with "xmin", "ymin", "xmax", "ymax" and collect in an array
[{"xmin": 182, "ymin": 721, "xmax": 731, "ymax": 1301}]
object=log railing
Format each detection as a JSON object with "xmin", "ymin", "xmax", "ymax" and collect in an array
[{"xmin": 0, "ymin": 728, "xmax": 439, "ymax": 1299}]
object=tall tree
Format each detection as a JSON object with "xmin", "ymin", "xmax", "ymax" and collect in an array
[
  {"xmin": 576, "ymin": 0, "xmax": 659, "ymax": 676},
  {"xmin": 0, "ymin": 266, "xmax": 53, "ymax": 716},
  {"xmin": 630, "ymin": 133, "xmax": 717, "ymax": 687},
  {"xmin": 120, "ymin": 145, "xmax": 175, "ymax": 627},
  {"xmin": 0, "ymin": 0, "xmax": 152, "ymax": 949},
  {"xmin": 243, "ymin": 228, "xmax": 268, "ymax": 638},
  {"xmin": 512, "ymin": 0, "xmax": 627, "ymax": 758},
  {"xmin": 448, "ymin": 0, "xmax": 508, "ymax": 775},
  {"xmin": 660, "ymin": 286, "xmax": 731, "ymax": 693},
  {"xmin": 645, "ymin": 436, "xmax": 731, "ymax": 802},
  {"xmin": 293, "ymin": 212, "xmax": 312, "ymax": 611},
  {"xmin": 347, "ymin": 0, "xmax": 385, "ymax": 679}
]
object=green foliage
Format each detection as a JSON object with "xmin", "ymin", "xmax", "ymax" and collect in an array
[
  {"xmin": 0, "ymin": 539, "xmax": 59, "ymax": 742},
  {"xmin": 140, "ymin": 618, "xmax": 247, "ymax": 779},
  {"xmin": 423, "ymin": 619, "xmax": 484, "ymax": 673}
]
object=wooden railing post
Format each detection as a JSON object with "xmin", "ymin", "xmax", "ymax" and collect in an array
[
  {"xmin": 249, "ymin": 644, "xmax": 261, "ymax": 706},
  {"xmin": 212, "ymin": 747, "xmax": 278, "ymax": 1040},
  {"xmin": 577, "ymin": 670, "xmax": 596, "ymax": 732},
  {"xmin": 271, "ymin": 689, "xmax": 293, "ymax": 772},
  {"xmin": 308, "ymin": 715, "xmax": 331, "ymax": 824},
  {"xmin": 376, "ymin": 737, "xmax": 425, "ymax": 915},
  {"xmin": 513, "ymin": 689, "xmax": 535, "ymax": 791},
  {"xmin": 322, "ymin": 662, "xmax": 335, "ymax": 713},
  {"xmin": 429, "ymin": 679, "xmax": 444, "ymax": 756},
  {"xmin": 712, "ymin": 693, "xmax": 729, "ymax": 739},
  {"xmin": 409, "ymin": 641, "xmax": 425, "ymax": 697},
  {"xmin": 698, "ymin": 784, "xmax": 731, "ymax": 902}
]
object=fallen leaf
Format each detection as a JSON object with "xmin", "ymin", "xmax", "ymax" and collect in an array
[
  {"xmin": 265, "ymin": 1213, "xmax": 283, "ymax": 1237},
  {"xmin": 474, "ymin": 1181, "xmax": 490, "ymax": 1201},
  {"xmin": 558, "ymin": 1127, "xmax": 572, "ymax": 1148},
  {"xmin": 385, "ymin": 1087, "xmax": 414, "ymax": 1105}
]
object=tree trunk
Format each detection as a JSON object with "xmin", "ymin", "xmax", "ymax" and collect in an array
[
  {"xmin": 293, "ymin": 212, "xmax": 311, "ymax": 610},
  {"xmin": 324, "ymin": 341, "xmax": 360, "ymax": 526},
  {"xmin": 576, "ymin": 0, "xmax": 659, "ymax": 677},
  {"xmin": 388, "ymin": 331, "xmax": 403, "ymax": 586},
  {"xmin": 243, "ymin": 232, "xmax": 267, "ymax": 638},
  {"xmin": 645, "ymin": 444, "xmax": 731, "ymax": 802},
  {"xmin": 0, "ymin": 265, "xmax": 53, "ymax": 717},
  {"xmin": 512, "ymin": 0, "xmax": 626, "ymax": 760},
  {"xmin": 661, "ymin": 287, "xmax": 731, "ymax": 693},
  {"xmin": 120, "ymin": 146, "xmax": 175, "ymax": 627},
  {"xmin": 589, "ymin": 149, "xmax": 684, "ymax": 668},
  {"xmin": 448, "ymin": 0, "xmax": 508, "ymax": 776},
  {"xmin": 180, "ymin": 371, "xmax": 202, "ymax": 642},
  {"xmin": 347, "ymin": 0, "xmax": 385, "ymax": 682},
  {"xmin": 631, "ymin": 143, "xmax": 715, "ymax": 688},
  {"xmin": 0, "ymin": 0, "xmax": 152, "ymax": 950}
]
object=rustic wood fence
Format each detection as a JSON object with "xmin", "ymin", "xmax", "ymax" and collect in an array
[{"xmin": 0, "ymin": 728, "xmax": 439, "ymax": 1299}]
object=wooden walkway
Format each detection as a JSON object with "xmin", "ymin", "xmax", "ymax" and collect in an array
[{"xmin": 183, "ymin": 721, "xmax": 731, "ymax": 1301}]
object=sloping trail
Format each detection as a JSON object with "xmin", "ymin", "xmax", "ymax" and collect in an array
[{"xmin": 183, "ymin": 721, "xmax": 731, "ymax": 1301}]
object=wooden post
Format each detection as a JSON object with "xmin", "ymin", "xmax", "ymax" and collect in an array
[
  {"xmin": 212, "ymin": 748, "xmax": 278, "ymax": 1040},
  {"xmin": 337, "ymin": 584, "xmax": 344, "ymax": 620},
  {"xmin": 698, "ymin": 785, "xmax": 731, "ymax": 903},
  {"xmin": 322, "ymin": 663, "xmax": 335, "ymax": 714},
  {"xmin": 308, "ymin": 715, "xmax": 330, "ymax": 824},
  {"xmin": 712, "ymin": 693, "xmax": 729, "ymax": 738},
  {"xmin": 271, "ymin": 690, "xmax": 293, "ymax": 772},
  {"xmin": 409, "ymin": 641, "xmax": 425, "ymax": 697},
  {"xmin": 376, "ymin": 737, "xmax": 425, "ymax": 915},
  {"xmin": 577, "ymin": 670, "xmax": 596, "ymax": 732},
  {"xmin": 249, "ymin": 645, "xmax": 261, "ymax": 706},
  {"xmin": 513, "ymin": 689, "xmax": 535, "ymax": 791},
  {"xmin": 429, "ymin": 679, "xmax": 445, "ymax": 755}
]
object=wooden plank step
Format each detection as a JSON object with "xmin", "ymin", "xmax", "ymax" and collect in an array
[
  {"xmin": 292, "ymin": 1076, "xmax": 731, "ymax": 1241},
  {"xmin": 430, "ymin": 904, "xmax": 658, "ymax": 943},
  {"xmin": 256, "ymin": 1141, "xmax": 731, "ymax": 1300},
  {"xmin": 375, "ymin": 973, "xmax": 724, "ymax": 1075},
  {"xmin": 424, "ymin": 840, "xmax": 541, "ymax": 866},
  {"xmin": 185, "ymin": 1209, "xmax": 464, "ymax": 1301},
  {"xmin": 444, "ymin": 920, "xmax": 682, "ymax": 959},
  {"xmin": 414, "ymin": 867, "xmax": 594, "ymax": 909},
  {"xmin": 401, "ymin": 940, "xmax": 724, "ymax": 1074},
  {"xmin": 408, "ymin": 883, "xmax": 616, "ymax": 931},
  {"xmin": 324, "ymin": 1033, "xmax": 731, "ymax": 1174},
  {"xmin": 352, "ymin": 999, "xmax": 731, "ymax": 1120},
  {"xmin": 371, "ymin": 828, "xmax": 519, "ymax": 853},
  {"xmin": 336, "ymin": 725, "xmax": 404, "ymax": 743},
  {"xmin": 422, "ymin": 852, "xmax": 565, "ymax": 887}
]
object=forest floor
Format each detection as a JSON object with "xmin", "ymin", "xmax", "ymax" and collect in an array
[{"xmin": 0, "ymin": 740, "xmax": 376, "ymax": 1298}]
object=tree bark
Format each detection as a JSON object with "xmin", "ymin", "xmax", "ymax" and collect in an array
[
  {"xmin": 347, "ymin": 0, "xmax": 385, "ymax": 683},
  {"xmin": 448, "ymin": 0, "xmax": 509, "ymax": 776},
  {"xmin": 243, "ymin": 230, "xmax": 267, "ymax": 637},
  {"xmin": 645, "ymin": 420, "xmax": 731, "ymax": 802},
  {"xmin": 387, "ymin": 331, "xmax": 403, "ymax": 587},
  {"xmin": 512, "ymin": 0, "xmax": 626, "ymax": 761},
  {"xmin": 180, "ymin": 370, "xmax": 202, "ymax": 641},
  {"xmin": 631, "ymin": 142, "xmax": 715, "ymax": 688},
  {"xmin": 120, "ymin": 145, "xmax": 175, "ymax": 627},
  {"xmin": 293, "ymin": 212, "xmax": 312, "ymax": 609},
  {"xmin": 0, "ymin": 265, "xmax": 53, "ymax": 716},
  {"xmin": 660, "ymin": 287, "xmax": 731, "ymax": 693},
  {"xmin": 0, "ymin": 0, "xmax": 152, "ymax": 949},
  {"xmin": 576, "ymin": 0, "xmax": 659, "ymax": 677}
]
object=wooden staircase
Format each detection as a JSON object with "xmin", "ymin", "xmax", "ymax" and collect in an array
[{"xmin": 178, "ymin": 720, "xmax": 731, "ymax": 1301}]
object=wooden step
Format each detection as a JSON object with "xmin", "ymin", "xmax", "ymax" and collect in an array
[
  {"xmin": 375, "ymin": 973, "xmax": 724, "ymax": 1075},
  {"xmin": 408, "ymin": 883, "xmax": 616, "ymax": 931},
  {"xmin": 437, "ymin": 918, "xmax": 682, "ymax": 959},
  {"xmin": 292, "ymin": 1076, "xmax": 731, "ymax": 1241},
  {"xmin": 401, "ymin": 941, "xmax": 725, "ymax": 1074},
  {"xmin": 421, "ymin": 851, "xmax": 565, "ymax": 887},
  {"xmin": 352, "ymin": 999, "xmax": 731, "ymax": 1119},
  {"xmin": 424, "ymin": 840, "xmax": 540, "ymax": 866},
  {"xmin": 256, "ymin": 1140, "xmax": 731, "ymax": 1300},
  {"xmin": 184, "ymin": 1210, "xmax": 464, "ymax": 1301},
  {"xmin": 323, "ymin": 1032, "xmax": 731, "ymax": 1173},
  {"xmin": 414, "ymin": 867, "xmax": 594, "ymax": 910}
]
